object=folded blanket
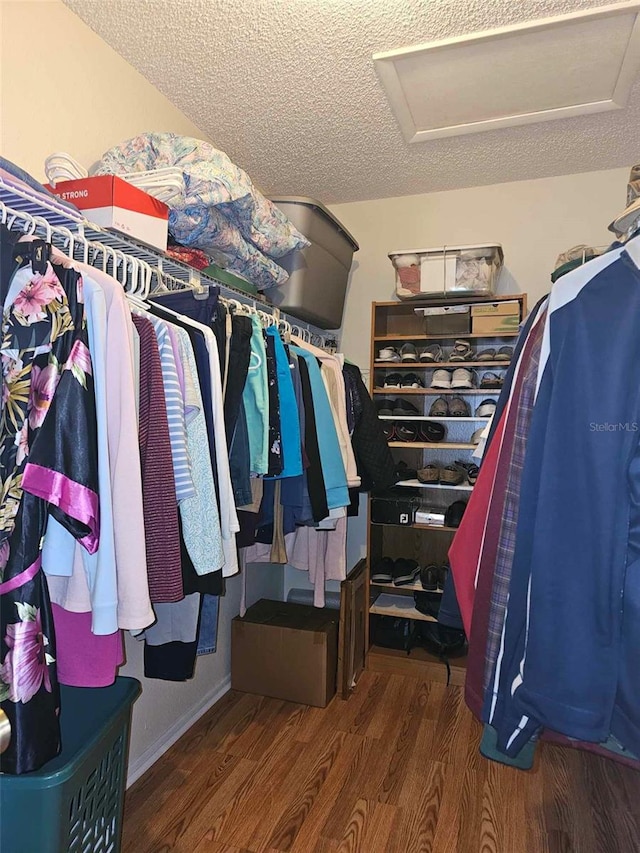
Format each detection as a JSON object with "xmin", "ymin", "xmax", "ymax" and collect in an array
[{"xmin": 94, "ymin": 133, "xmax": 309, "ymax": 259}]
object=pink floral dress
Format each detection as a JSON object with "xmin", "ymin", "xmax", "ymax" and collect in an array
[{"xmin": 0, "ymin": 236, "xmax": 99, "ymax": 774}]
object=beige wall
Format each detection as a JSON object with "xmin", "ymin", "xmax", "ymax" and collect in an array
[
  {"xmin": 332, "ymin": 167, "xmax": 629, "ymax": 369},
  {"xmin": 0, "ymin": 0, "xmax": 207, "ymax": 180}
]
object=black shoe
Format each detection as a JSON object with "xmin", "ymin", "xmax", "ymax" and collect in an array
[
  {"xmin": 376, "ymin": 398, "xmax": 395, "ymax": 416},
  {"xmin": 395, "ymin": 461, "xmax": 417, "ymax": 481},
  {"xmin": 393, "ymin": 558, "xmax": 420, "ymax": 586},
  {"xmin": 381, "ymin": 422, "xmax": 395, "ymax": 441},
  {"xmin": 413, "ymin": 591, "xmax": 441, "ymax": 619},
  {"xmin": 437, "ymin": 564, "xmax": 449, "ymax": 591},
  {"xmin": 395, "ymin": 422, "xmax": 418, "ymax": 442},
  {"xmin": 418, "ymin": 422, "xmax": 446, "ymax": 443},
  {"xmin": 400, "ymin": 372, "xmax": 423, "ymax": 389},
  {"xmin": 420, "ymin": 564, "xmax": 439, "ymax": 591},
  {"xmin": 392, "ymin": 398, "xmax": 420, "ymax": 416},
  {"xmin": 371, "ymin": 557, "xmax": 394, "ymax": 583},
  {"xmin": 445, "ymin": 500, "xmax": 468, "ymax": 528}
]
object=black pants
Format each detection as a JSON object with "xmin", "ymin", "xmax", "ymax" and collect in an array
[{"xmin": 224, "ymin": 314, "xmax": 252, "ymax": 442}]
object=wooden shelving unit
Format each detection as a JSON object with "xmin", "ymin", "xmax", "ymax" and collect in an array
[{"xmin": 367, "ymin": 293, "xmax": 527, "ymax": 680}]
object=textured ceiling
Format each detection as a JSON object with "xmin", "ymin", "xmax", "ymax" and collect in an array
[{"xmin": 63, "ymin": 0, "xmax": 640, "ymax": 203}]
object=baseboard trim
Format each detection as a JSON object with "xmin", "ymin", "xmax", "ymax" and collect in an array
[{"xmin": 126, "ymin": 675, "xmax": 232, "ymax": 787}]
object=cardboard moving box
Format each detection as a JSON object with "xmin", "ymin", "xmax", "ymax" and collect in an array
[{"xmin": 231, "ymin": 599, "xmax": 339, "ymax": 707}]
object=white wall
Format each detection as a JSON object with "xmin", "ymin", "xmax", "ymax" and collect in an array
[
  {"xmin": 331, "ymin": 168, "xmax": 629, "ymax": 369},
  {"xmin": 0, "ymin": 0, "xmax": 206, "ymax": 180}
]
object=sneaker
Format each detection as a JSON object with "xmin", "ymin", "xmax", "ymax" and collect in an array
[
  {"xmin": 455, "ymin": 459, "xmax": 479, "ymax": 484},
  {"xmin": 437, "ymin": 564, "xmax": 449, "ymax": 591},
  {"xmin": 393, "ymin": 558, "xmax": 420, "ymax": 586},
  {"xmin": 449, "ymin": 396, "xmax": 471, "ymax": 417},
  {"xmin": 477, "ymin": 347, "xmax": 497, "ymax": 361},
  {"xmin": 429, "ymin": 397, "xmax": 449, "ymax": 416},
  {"xmin": 440, "ymin": 464, "xmax": 465, "ymax": 486},
  {"xmin": 475, "ymin": 399, "xmax": 497, "ymax": 418},
  {"xmin": 480, "ymin": 371, "xmax": 503, "ymax": 389},
  {"xmin": 401, "ymin": 372, "xmax": 423, "ymax": 388},
  {"xmin": 392, "ymin": 398, "xmax": 420, "ymax": 416},
  {"xmin": 451, "ymin": 368, "xmax": 475, "ymax": 389},
  {"xmin": 381, "ymin": 422, "xmax": 395, "ymax": 441},
  {"xmin": 449, "ymin": 339, "xmax": 474, "ymax": 362},
  {"xmin": 445, "ymin": 500, "xmax": 468, "ymax": 528},
  {"xmin": 371, "ymin": 556, "xmax": 394, "ymax": 583},
  {"xmin": 378, "ymin": 346, "xmax": 401, "ymax": 362},
  {"xmin": 471, "ymin": 427, "xmax": 485, "ymax": 445},
  {"xmin": 395, "ymin": 422, "xmax": 418, "ymax": 442},
  {"xmin": 420, "ymin": 344, "xmax": 443, "ymax": 362},
  {"xmin": 431, "ymin": 369, "xmax": 452, "ymax": 389},
  {"xmin": 376, "ymin": 399, "xmax": 394, "ymax": 416},
  {"xmin": 496, "ymin": 346, "xmax": 514, "ymax": 362},
  {"xmin": 417, "ymin": 463, "xmax": 440, "ymax": 484},
  {"xmin": 419, "ymin": 422, "xmax": 446, "ymax": 443},
  {"xmin": 384, "ymin": 373, "xmax": 402, "ymax": 388},
  {"xmin": 420, "ymin": 565, "xmax": 439, "ymax": 591},
  {"xmin": 400, "ymin": 343, "xmax": 419, "ymax": 362}
]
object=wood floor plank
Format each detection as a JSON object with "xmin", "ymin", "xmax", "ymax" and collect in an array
[
  {"xmin": 123, "ymin": 672, "xmax": 640, "ymax": 853},
  {"xmin": 289, "ymin": 734, "xmax": 367, "ymax": 853},
  {"xmin": 336, "ymin": 799, "xmax": 397, "ymax": 853}
]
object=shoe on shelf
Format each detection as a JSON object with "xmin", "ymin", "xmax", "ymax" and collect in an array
[
  {"xmin": 419, "ymin": 422, "xmax": 446, "ymax": 443},
  {"xmin": 420, "ymin": 344, "xmax": 443, "ymax": 362},
  {"xmin": 414, "ymin": 591, "xmax": 441, "ymax": 618},
  {"xmin": 480, "ymin": 371, "xmax": 503, "ymax": 389},
  {"xmin": 451, "ymin": 368, "xmax": 476, "ymax": 389},
  {"xmin": 371, "ymin": 556, "xmax": 395, "ymax": 583},
  {"xmin": 376, "ymin": 398, "xmax": 394, "ymax": 416},
  {"xmin": 400, "ymin": 372, "xmax": 424, "ymax": 388},
  {"xmin": 392, "ymin": 398, "xmax": 420, "ymax": 416},
  {"xmin": 395, "ymin": 461, "xmax": 417, "ymax": 481},
  {"xmin": 449, "ymin": 396, "xmax": 471, "ymax": 417},
  {"xmin": 440, "ymin": 464, "xmax": 465, "ymax": 486},
  {"xmin": 471, "ymin": 427, "xmax": 485, "ymax": 445},
  {"xmin": 417, "ymin": 463, "xmax": 441, "ymax": 484},
  {"xmin": 455, "ymin": 459, "xmax": 479, "ymax": 484},
  {"xmin": 420, "ymin": 565, "xmax": 439, "ymax": 591},
  {"xmin": 437, "ymin": 564, "xmax": 449, "ymax": 591},
  {"xmin": 477, "ymin": 347, "xmax": 497, "ymax": 361},
  {"xmin": 384, "ymin": 372, "xmax": 402, "ymax": 388},
  {"xmin": 496, "ymin": 346, "xmax": 514, "ymax": 362},
  {"xmin": 449, "ymin": 340, "xmax": 475, "ymax": 362},
  {"xmin": 400, "ymin": 342, "xmax": 419, "ymax": 362},
  {"xmin": 378, "ymin": 346, "xmax": 401, "ymax": 362},
  {"xmin": 393, "ymin": 558, "xmax": 421, "ymax": 586},
  {"xmin": 445, "ymin": 499, "xmax": 468, "ymax": 528},
  {"xmin": 475, "ymin": 398, "xmax": 497, "ymax": 418},
  {"xmin": 395, "ymin": 422, "xmax": 419, "ymax": 442},
  {"xmin": 381, "ymin": 422, "xmax": 395, "ymax": 441},
  {"xmin": 431, "ymin": 369, "xmax": 452, "ymax": 389},
  {"xmin": 429, "ymin": 396, "xmax": 449, "ymax": 416}
]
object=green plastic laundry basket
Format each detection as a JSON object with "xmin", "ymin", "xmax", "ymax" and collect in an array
[{"xmin": 0, "ymin": 676, "xmax": 140, "ymax": 853}]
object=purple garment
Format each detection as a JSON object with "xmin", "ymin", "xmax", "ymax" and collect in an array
[{"xmin": 52, "ymin": 605, "xmax": 123, "ymax": 687}]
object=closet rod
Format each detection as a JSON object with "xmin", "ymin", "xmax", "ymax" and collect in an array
[{"xmin": 0, "ymin": 176, "xmax": 334, "ymax": 343}]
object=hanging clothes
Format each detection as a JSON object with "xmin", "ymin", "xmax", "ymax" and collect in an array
[{"xmin": 0, "ymin": 237, "xmax": 99, "ymax": 774}]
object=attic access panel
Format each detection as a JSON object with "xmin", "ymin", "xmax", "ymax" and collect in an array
[{"xmin": 374, "ymin": 2, "xmax": 640, "ymax": 142}]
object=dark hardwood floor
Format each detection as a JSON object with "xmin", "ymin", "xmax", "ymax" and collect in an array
[{"xmin": 122, "ymin": 670, "xmax": 640, "ymax": 852}]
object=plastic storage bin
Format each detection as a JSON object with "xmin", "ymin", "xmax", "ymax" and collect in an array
[
  {"xmin": 389, "ymin": 244, "xmax": 503, "ymax": 300},
  {"xmin": 268, "ymin": 197, "xmax": 359, "ymax": 329},
  {"xmin": 0, "ymin": 677, "xmax": 140, "ymax": 853}
]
